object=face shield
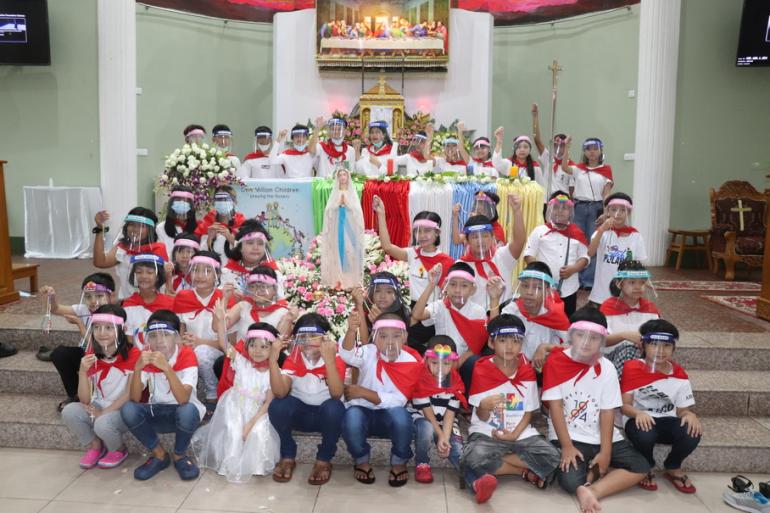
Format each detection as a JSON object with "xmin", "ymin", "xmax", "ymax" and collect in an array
[
  {"xmin": 582, "ymin": 138, "xmax": 605, "ymax": 163},
  {"xmin": 328, "ymin": 119, "xmax": 346, "ymax": 145},
  {"xmin": 513, "ymin": 136, "xmax": 532, "ymax": 161},
  {"xmin": 546, "ymin": 195, "xmax": 575, "ymax": 229},
  {"xmin": 472, "ymin": 193, "xmax": 497, "ymax": 220},
  {"xmin": 611, "ymin": 269, "xmax": 656, "ymax": 305},
  {"xmin": 372, "ymin": 319, "xmax": 407, "ymax": 362},
  {"xmin": 289, "ymin": 325, "xmax": 326, "ymax": 365},
  {"xmin": 552, "ymin": 137, "xmax": 566, "ymax": 160},
  {"xmin": 291, "ymin": 128, "xmax": 309, "ymax": 152},
  {"xmin": 443, "ymin": 138, "xmax": 461, "ymax": 163},
  {"xmin": 567, "ymin": 321, "xmax": 607, "ymax": 366},
  {"xmin": 145, "ymin": 322, "xmax": 180, "ymax": 361},
  {"xmin": 213, "ymin": 192, "xmax": 235, "ymax": 219},
  {"xmin": 406, "ymin": 133, "xmax": 428, "ymax": 156},
  {"xmin": 188, "ymin": 255, "xmax": 221, "ymax": 289},
  {"xmin": 129, "ymin": 254, "xmax": 164, "ymax": 290},
  {"xmin": 255, "ymin": 131, "xmax": 273, "ymax": 153},
  {"xmin": 122, "ymin": 214, "xmax": 156, "ymax": 252},
  {"xmin": 245, "ymin": 329, "xmax": 275, "ymax": 363},
  {"xmin": 168, "ymin": 190, "xmax": 194, "ymax": 217},
  {"xmin": 441, "ymin": 270, "xmax": 476, "ymax": 308},
  {"xmin": 514, "ymin": 270, "xmax": 556, "ymax": 314},
  {"xmin": 490, "ymin": 326, "xmax": 525, "ymax": 364},
  {"xmin": 641, "ymin": 332, "xmax": 677, "ymax": 373},
  {"xmin": 244, "ymin": 273, "xmax": 278, "ymax": 306},
  {"xmin": 78, "ymin": 281, "xmax": 112, "ymax": 314},
  {"xmin": 213, "ymin": 129, "xmax": 233, "ymax": 152},
  {"xmin": 368, "ymin": 122, "xmax": 388, "ymax": 148},
  {"xmin": 424, "ymin": 344, "xmax": 459, "ymax": 387},
  {"xmin": 463, "ymin": 224, "xmax": 495, "ymax": 261},
  {"xmin": 606, "ymin": 198, "xmax": 632, "ymax": 227},
  {"xmin": 172, "ymin": 238, "xmax": 199, "ymax": 274},
  {"xmin": 185, "ymin": 128, "xmax": 206, "ymax": 146},
  {"xmin": 412, "ymin": 219, "xmax": 440, "ymax": 248},
  {"xmin": 85, "ymin": 313, "xmax": 123, "ymax": 360},
  {"xmin": 366, "ymin": 276, "xmax": 405, "ymax": 314},
  {"xmin": 472, "ymin": 139, "xmax": 491, "ymax": 162}
]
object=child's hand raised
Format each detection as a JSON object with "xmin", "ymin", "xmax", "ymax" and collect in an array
[
  {"xmin": 94, "ymin": 211, "xmax": 110, "ymax": 227},
  {"xmin": 277, "ymin": 129, "xmax": 288, "ymax": 141},
  {"xmin": 367, "ymin": 304, "xmax": 382, "ymax": 324},
  {"xmin": 347, "ymin": 309, "xmax": 361, "ymax": 331},
  {"xmin": 351, "ymin": 286, "xmax": 365, "ymax": 306},
  {"xmin": 597, "ymin": 216, "xmax": 614, "ymax": 233},
  {"xmin": 163, "ymin": 262, "xmax": 175, "ymax": 276},
  {"xmin": 494, "ymin": 126, "xmax": 504, "ymax": 143},
  {"xmin": 456, "ymin": 121, "xmax": 466, "ymax": 133},
  {"xmin": 39, "ymin": 285, "xmax": 55, "ymax": 298},
  {"xmin": 352, "ymin": 139, "xmax": 361, "ymax": 152},
  {"xmin": 270, "ymin": 336, "xmax": 289, "ymax": 363},
  {"xmin": 487, "ymin": 276, "xmax": 505, "ymax": 301},
  {"xmin": 181, "ymin": 332, "xmax": 197, "ymax": 347},
  {"xmin": 427, "ymin": 264, "xmax": 442, "ymax": 288},
  {"xmin": 507, "ymin": 193, "xmax": 522, "ymax": 212},
  {"xmin": 452, "ymin": 203, "xmax": 461, "ymax": 216},
  {"xmin": 212, "ymin": 298, "xmax": 227, "ymax": 333},
  {"xmin": 319, "ymin": 337, "xmax": 337, "ymax": 363},
  {"xmin": 79, "ymin": 354, "xmax": 97, "ymax": 373},
  {"xmin": 372, "ymin": 195, "xmax": 385, "ymax": 214}
]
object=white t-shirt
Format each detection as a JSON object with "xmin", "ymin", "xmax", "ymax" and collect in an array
[
  {"xmin": 467, "ymin": 245, "xmax": 519, "ymax": 308},
  {"xmin": 588, "ymin": 230, "xmax": 648, "ymax": 304},
  {"xmin": 468, "ymin": 368, "xmax": 540, "ymax": 440},
  {"xmin": 238, "ymin": 154, "xmax": 284, "ymax": 179},
  {"xmin": 281, "ymin": 353, "xmax": 338, "ymax": 406},
  {"xmin": 155, "ymin": 222, "xmax": 183, "ymax": 259},
  {"xmin": 542, "ymin": 349, "xmax": 624, "ymax": 445},
  {"xmin": 177, "ymin": 291, "xmax": 217, "ymax": 342},
  {"xmin": 604, "ymin": 308, "xmax": 660, "ymax": 355},
  {"xmin": 269, "ymin": 147, "xmax": 315, "ymax": 178},
  {"xmin": 568, "ymin": 164, "xmax": 613, "ymax": 202},
  {"xmin": 539, "ymin": 149, "xmax": 575, "ymax": 197},
  {"xmin": 90, "ymin": 359, "xmax": 133, "ymax": 409},
  {"xmin": 114, "ymin": 248, "xmax": 132, "ymax": 300},
  {"xmin": 492, "ymin": 151, "xmax": 543, "ymax": 184},
  {"xmin": 501, "ymin": 301, "xmax": 566, "ymax": 361},
  {"xmin": 423, "ymin": 299, "xmax": 486, "ymax": 356},
  {"xmin": 433, "ymin": 156, "xmax": 468, "ymax": 175},
  {"xmin": 405, "ymin": 246, "xmax": 450, "ymax": 300},
  {"xmin": 466, "ymin": 160, "xmax": 499, "ymax": 178},
  {"xmin": 71, "ymin": 303, "xmax": 92, "ymax": 325},
  {"xmin": 140, "ymin": 349, "xmax": 205, "ymax": 420},
  {"xmin": 315, "ymin": 143, "xmax": 356, "ymax": 178},
  {"xmin": 393, "ymin": 153, "xmax": 434, "ymax": 177},
  {"xmin": 523, "ymin": 224, "xmax": 590, "ymax": 298},
  {"xmin": 338, "ymin": 343, "xmax": 419, "ymax": 410},
  {"xmin": 622, "ymin": 359, "xmax": 695, "ymax": 422},
  {"xmin": 356, "ymin": 145, "xmax": 398, "ymax": 176},
  {"xmin": 233, "ymin": 302, "xmax": 287, "ymax": 342}
]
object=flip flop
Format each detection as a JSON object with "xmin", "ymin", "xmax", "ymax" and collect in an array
[
  {"xmin": 389, "ymin": 468, "xmax": 409, "ymax": 488},
  {"xmin": 308, "ymin": 461, "xmax": 332, "ymax": 486},
  {"xmin": 521, "ymin": 468, "xmax": 547, "ymax": 489},
  {"xmin": 272, "ymin": 459, "xmax": 296, "ymax": 483},
  {"xmin": 353, "ymin": 465, "xmax": 375, "ymax": 484},
  {"xmin": 639, "ymin": 472, "xmax": 658, "ymax": 491},
  {"xmin": 665, "ymin": 472, "xmax": 696, "ymax": 494}
]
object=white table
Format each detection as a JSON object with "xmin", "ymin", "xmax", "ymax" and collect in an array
[
  {"xmin": 320, "ymin": 37, "xmax": 445, "ymax": 52},
  {"xmin": 24, "ymin": 186, "xmax": 103, "ymax": 258}
]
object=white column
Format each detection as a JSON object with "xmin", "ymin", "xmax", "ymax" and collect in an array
[
  {"xmin": 632, "ymin": 0, "xmax": 681, "ymax": 265},
  {"xmin": 97, "ymin": 0, "xmax": 137, "ymax": 228}
]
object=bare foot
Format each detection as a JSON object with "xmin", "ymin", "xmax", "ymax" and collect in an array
[{"xmin": 577, "ymin": 485, "xmax": 602, "ymax": 513}]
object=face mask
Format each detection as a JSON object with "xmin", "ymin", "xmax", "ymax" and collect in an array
[
  {"xmin": 215, "ymin": 201, "xmax": 234, "ymax": 215},
  {"xmin": 170, "ymin": 201, "xmax": 191, "ymax": 216},
  {"xmin": 257, "ymin": 143, "xmax": 271, "ymax": 152},
  {"xmin": 332, "ymin": 137, "xmax": 344, "ymax": 146},
  {"xmin": 372, "ymin": 140, "xmax": 384, "ymax": 149},
  {"xmin": 294, "ymin": 143, "xmax": 308, "ymax": 152}
]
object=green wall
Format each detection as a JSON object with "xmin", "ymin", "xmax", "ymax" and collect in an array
[
  {"xmin": 136, "ymin": 5, "xmax": 273, "ymax": 209},
  {"xmin": 0, "ymin": 0, "xmax": 99, "ymax": 238},
  {"xmin": 671, "ymin": 0, "xmax": 770, "ymax": 230},
  {"xmin": 491, "ymin": 5, "xmax": 640, "ymax": 195}
]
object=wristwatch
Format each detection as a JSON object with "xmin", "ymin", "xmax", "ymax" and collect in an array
[{"xmin": 92, "ymin": 226, "xmax": 110, "ymax": 234}]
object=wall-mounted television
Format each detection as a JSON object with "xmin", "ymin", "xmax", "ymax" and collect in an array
[
  {"xmin": 0, "ymin": 0, "xmax": 50, "ymax": 65},
  {"xmin": 736, "ymin": 0, "xmax": 770, "ymax": 67}
]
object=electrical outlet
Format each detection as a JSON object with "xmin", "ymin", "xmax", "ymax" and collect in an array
[
  {"xmin": 137, "ymin": 148, "xmax": 149, "ymax": 156},
  {"xmin": 627, "ymin": 89, "xmax": 635, "ymax": 98},
  {"xmin": 136, "ymin": 87, "xmax": 143, "ymax": 95},
  {"xmin": 623, "ymin": 153, "xmax": 635, "ymax": 161}
]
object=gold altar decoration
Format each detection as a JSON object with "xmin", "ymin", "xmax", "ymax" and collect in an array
[{"xmin": 359, "ymin": 76, "xmax": 405, "ymax": 136}]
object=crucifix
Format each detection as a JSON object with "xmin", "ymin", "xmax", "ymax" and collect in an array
[
  {"xmin": 545, "ymin": 59, "xmax": 563, "ymax": 197},
  {"xmin": 731, "ymin": 199, "xmax": 752, "ymax": 231}
]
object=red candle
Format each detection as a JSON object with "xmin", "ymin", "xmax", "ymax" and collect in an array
[{"xmin": 386, "ymin": 159, "xmax": 394, "ymax": 176}]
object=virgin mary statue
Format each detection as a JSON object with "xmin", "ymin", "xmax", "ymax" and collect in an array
[{"xmin": 320, "ymin": 167, "xmax": 364, "ymax": 289}]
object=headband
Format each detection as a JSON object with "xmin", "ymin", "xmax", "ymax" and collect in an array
[
  {"xmin": 190, "ymin": 255, "xmax": 221, "ymax": 269},
  {"xmin": 518, "ymin": 270, "xmax": 556, "ymax": 286},
  {"xmin": 583, "ymin": 139, "xmax": 603, "ymax": 149},
  {"xmin": 255, "ymin": 131, "xmax": 272, "ymax": 137},
  {"xmin": 642, "ymin": 332, "xmax": 677, "ymax": 344},
  {"xmin": 614, "ymin": 269, "xmax": 650, "ymax": 280},
  {"xmin": 549, "ymin": 194, "xmax": 574, "ymax": 206},
  {"xmin": 444, "ymin": 137, "xmax": 459, "ymax": 146},
  {"xmin": 130, "ymin": 254, "xmax": 164, "ymax": 266},
  {"xmin": 214, "ymin": 193, "xmax": 233, "ymax": 201},
  {"xmin": 124, "ymin": 214, "xmax": 155, "ymax": 227},
  {"xmin": 296, "ymin": 325, "xmax": 326, "ymax": 335},
  {"xmin": 328, "ymin": 118, "xmax": 346, "ymax": 126},
  {"xmin": 145, "ymin": 322, "xmax": 177, "ymax": 333},
  {"xmin": 170, "ymin": 191, "xmax": 194, "ymax": 200},
  {"xmin": 185, "ymin": 129, "xmax": 205, "ymax": 138},
  {"xmin": 570, "ymin": 321, "xmax": 608, "ymax": 337},
  {"xmin": 445, "ymin": 270, "xmax": 475, "ymax": 283},
  {"xmin": 90, "ymin": 314, "xmax": 124, "ymax": 326},
  {"xmin": 174, "ymin": 238, "xmax": 200, "ymax": 250},
  {"xmin": 490, "ymin": 326, "xmax": 525, "ymax": 337},
  {"xmin": 413, "ymin": 219, "xmax": 440, "ymax": 230},
  {"xmin": 463, "ymin": 224, "xmax": 493, "ymax": 234},
  {"xmin": 83, "ymin": 282, "xmax": 113, "ymax": 294},
  {"xmin": 373, "ymin": 319, "xmax": 407, "ymax": 331},
  {"xmin": 371, "ymin": 277, "xmax": 398, "ymax": 289},
  {"xmin": 247, "ymin": 273, "xmax": 277, "ymax": 285},
  {"xmin": 425, "ymin": 344, "xmax": 459, "ymax": 361},
  {"xmin": 607, "ymin": 198, "xmax": 633, "ymax": 209},
  {"xmin": 247, "ymin": 330, "xmax": 277, "ymax": 342},
  {"xmin": 475, "ymin": 193, "xmax": 495, "ymax": 204},
  {"xmin": 412, "ymin": 133, "xmax": 427, "ymax": 141},
  {"xmin": 513, "ymin": 135, "xmax": 532, "ymax": 146},
  {"xmin": 213, "ymin": 130, "xmax": 232, "ymax": 136},
  {"xmin": 291, "ymin": 128, "xmax": 309, "ymax": 136},
  {"xmin": 239, "ymin": 231, "xmax": 267, "ymax": 244},
  {"xmin": 473, "ymin": 139, "xmax": 491, "ymax": 148},
  {"xmin": 369, "ymin": 120, "xmax": 388, "ymax": 129}
]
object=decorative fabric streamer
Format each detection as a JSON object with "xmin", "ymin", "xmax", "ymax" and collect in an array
[
  {"xmin": 362, "ymin": 180, "xmax": 411, "ymax": 247},
  {"xmin": 449, "ymin": 181, "xmax": 497, "ymax": 259},
  {"xmin": 408, "ymin": 180, "xmax": 454, "ymax": 254}
]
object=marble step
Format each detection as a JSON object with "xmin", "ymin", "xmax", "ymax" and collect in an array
[
  {"xmin": 0, "ymin": 393, "xmax": 768, "ymax": 473},
  {"xmin": 2, "ymin": 351, "xmax": 769, "ymax": 417}
]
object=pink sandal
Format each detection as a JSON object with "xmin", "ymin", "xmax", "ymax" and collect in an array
[
  {"xmin": 98, "ymin": 447, "xmax": 129, "ymax": 469},
  {"xmin": 79, "ymin": 447, "xmax": 107, "ymax": 469}
]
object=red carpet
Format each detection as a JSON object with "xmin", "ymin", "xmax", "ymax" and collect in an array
[
  {"xmin": 701, "ymin": 295, "xmax": 758, "ymax": 318},
  {"xmin": 654, "ymin": 280, "xmax": 761, "ymax": 292}
]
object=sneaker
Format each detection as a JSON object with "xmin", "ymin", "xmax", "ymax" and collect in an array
[
  {"xmin": 134, "ymin": 454, "xmax": 171, "ymax": 481},
  {"xmin": 97, "ymin": 447, "xmax": 129, "ymax": 469},
  {"xmin": 36, "ymin": 346, "xmax": 53, "ymax": 362},
  {"xmin": 0, "ymin": 342, "xmax": 17, "ymax": 358},
  {"xmin": 473, "ymin": 474, "xmax": 498, "ymax": 504},
  {"xmin": 79, "ymin": 447, "xmax": 107, "ymax": 469},
  {"xmin": 415, "ymin": 463, "xmax": 433, "ymax": 484},
  {"xmin": 174, "ymin": 455, "xmax": 200, "ymax": 481},
  {"xmin": 722, "ymin": 489, "xmax": 770, "ymax": 513}
]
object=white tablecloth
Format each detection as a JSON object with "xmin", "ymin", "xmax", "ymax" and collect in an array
[
  {"xmin": 24, "ymin": 186, "xmax": 103, "ymax": 258},
  {"xmin": 320, "ymin": 37, "xmax": 445, "ymax": 51}
]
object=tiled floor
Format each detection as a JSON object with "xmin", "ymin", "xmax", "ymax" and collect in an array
[{"xmin": 0, "ymin": 448, "xmax": 760, "ymax": 513}]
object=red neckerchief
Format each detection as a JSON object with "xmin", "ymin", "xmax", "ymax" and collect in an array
[
  {"xmin": 414, "ymin": 248, "xmax": 454, "ymax": 285},
  {"xmin": 413, "ymin": 363, "xmax": 468, "ymax": 409},
  {"xmin": 319, "ymin": 140, "xmax": 349, "ymax": 160},
  {"xmin": 117, "ymin": 242, "xmax": 169, "ymax": 262},
  {"xmin": 122, "ymin": 293, "xmax": 175, "ymax": 312},
  {"xmin": 282, "ymin": 148, "xmax": 308, "ymax": 156},
  {"xmin": 244, "ymin": 297, "xmax": 289, "ymax": 322},
  {"xmin": 368, "ymin": 143, "xmax": 393, "ymax": 157},
  {"xmin": 621, "ymin": 359, "xmax": 689, "ymax": 394},
  {"xmin": 469, "ymin": 354, "xmax": 536, "ymax": 397},
  {"xmin": 375, "ymin": 345, "xmax": 423, "ymax": 400},
  {"xmin": 599, "ymin": 297, "xmax": 660, "ymax": 317},
  {"xmin": 512, "ymin": 159, "xmax": 540, "ymax": 168},
  {"xmin": 173, "ymin": 219, "xmax": 187, "ymax": 230},
  {"xmin": 224, "ymin": 259, "xmax": 253, "ymax": 275},
  {"xmin": 216, "ymin": 340, "xmax": 271, "ymax": 397},
  {"xmin": 243, "ymin": 151, "xmax": 267, "ymax": 160},
  {"xmin": 172, "ymin": 289, "xmax": 235, "ymax": 319},
  {"xmin": 472, "ymin": 158, "xmax": 494, "ymax": 167},
  {"xmin": 514, "ymin": 293, "xmax": 571, "ymax": 331},
  {"xmin": 444, "ymin": 297, "xmax": 488, "ymax": 355},
  {"xmin": 491, "ymin": 221, "xmax": 507, "ymax": 245},
  {"xmin": 541, "ymin": 346, "xmax": 601, "ymax": 392},
  {"xmin": 611, "ymin": 225, "xmax": 638, "ymax": 237},
  {"xmin": 143, "ymin": 345, "xmax": 198, "ymax": 373},
  {"xmin": 543, "ymin": 222, "xmax": 589, "ymax": 247},
  {"xmin": 172, "ymin": 271, "xmax": 188, "ymax": 291},
  {"xmin": 194, "ymin": 210, "xmax": 246, "ymax": 238},
  {"xmin": 281, "ymin": 347, "xmax": 347, "ymax": 379},
  {"xmin": 409, "ymin": 150, "xmax": 427, "ymax": 163},
  {"xmin": 460, "ymin": 250, "xmax": 501, "ymax": 281},
  {"xmin": 446, "ymin": 159, "xmax": 467, "ymax": 166},
  {"xmin": 576, "ymin": 163, "xmax": 613, "ymax": 181},
  {"xmin": 86, "ymin": 346, "xmax": 140, "ymax": 393},
  {"xmin": 553, "ymin": 158, "xmax": 575, "ymax": 173}
]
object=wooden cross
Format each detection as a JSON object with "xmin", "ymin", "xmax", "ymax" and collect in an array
[{"xmin": 731, "ymin": 199, "xmax": 752, "ymax": 231}]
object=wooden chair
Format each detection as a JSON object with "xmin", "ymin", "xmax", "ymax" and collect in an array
[
  {"xmin": 12, "ymin": 262, "xmax": 39, "ymax": 293},
  {"xmin": 709, "ymin": 181, "xmax": 769, "ymax": 280}
]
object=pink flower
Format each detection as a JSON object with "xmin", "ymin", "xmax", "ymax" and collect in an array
[
  {"xmin": 297, "ymin": 286, "xmax": 307, "ymax": 294},
  {"xmin": 303, "ymin": 292, "xmax": 314, "ymax": 301},
  {"xmin": 306, "ymin": 263, "xmax": 316, "ymax": 270},
  {"xmin": 336, "ymin": 304, "xmax": 346, "ymax": 314}
]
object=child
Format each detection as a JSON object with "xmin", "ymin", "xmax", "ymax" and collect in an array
[
  {"xmin": 61, "ymin": 305, "xmax": 138, "ymax": 469},
  {"xmin": 221, "ymin": 220, "xmax": 277, "ymax": 289},
  {"xmin": 195, "ymin": 185, "xmax": 246, "ymax": 259},
  {"xmin": 458, "ymin": 194, "xmax": 526, "ymax": 308},
  {"xmin": 433, "ymin": 122, "xmax": 470, "ymax": 174},
  {"xmin": 163, "ymin": 233, "xmax": 200, "ymax": 294},
  {"xmin": 316, "ymin": 117, "xmax": 356, "ymax": 178},
  {"xmin": 462, "ymin": 314, "xmax": 561, "ymax": 504},
  {"xmin": 340, "ymin": 312, "xmax": 423, "ymax": 487},
  {"xmin": 411, "ymin": 336, "xmax": 467, "ymax": 484},
  {"xmin": 453, "ymin": 191, "xmax": 508, "ymax": 246},
  {"xmin": 467, "ymin": 137, "xmax": 498, "ymax": 176},
  {"xmin": 230, "ymin": 266, "xmax": 293, "ymax": 342},
  {"xmin": 523, "ymin": 192, "xmax": 590, "ymax": 316},
  {"xmin": 183, "ymin": 124, "xmax": 206, "ymax": 145},
  {"xmin": 587, "ymin": 192, "xmax": 647, "ymax": 305},
  {"xmin": 173, "ymin": 251, "xmax": 238, "ymax": 407},
  {"xmin": 561, "ymin": 136, "xmax": 614, "ymax": 290},
  {"xmin": 491, "ymin": 262, "xmax": 570, "ymax": 370},
  {"xmin": 121, "ymin": 254, "xmax": 175, "ymax": 347},
  {"xmin": 44, "ymin": 273, "xmax": 116, "ymax": 411},
  {"xmin": 268, "ymin": 314, "xmax": 347, "ymax": 485},
  {"xmin": 542, "ymin": 307, "xmax": 649, "ymax": 513},
  {"xmin": 355, "ymin": 120, "xmax": 397, "ymax": 176},
  {"xmin": 493, "ymin": 128, "xmax": 542, "ymax": 183},
  {"xmin": 92, "ymin": 207, "xmax": 169, "ymax": 299},
  {"xmin": 599, "ymin": 260, "xmax": 660, "ymax": 376},
  {"xmin": 156, "ymin": 187, "xmax": 198, "ymax": 257},
  {"xmin": 269, "ymin": 123, "xmax": 319, "ymax": 178},
  {"xmin": 393, "ymin": 128, "xmax": 434, "ymax": 176},
  {"xmin": 121, "ymin": 310, "xmax": 205, "ymax": 481},
  {"xmin": 239, "ymin": 126, "xmax": 283, "ymax": 178},
  {"xmin": 192, "ymin": 314, "xmax": 279, "ymax": 482},
  {"xmin": 411, "ymin": 262, "xmax": 488, "ymax": 387},
  {"xmin": 621, "ymin": 319, "xmax": 701, "ymax": 494},
  {"xmin": 211, "ymin": 124, "xmax": 241, "ymax": 169}
]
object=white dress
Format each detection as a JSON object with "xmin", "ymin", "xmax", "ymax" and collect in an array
[{"xmin": 192, "ymin": 352, "xmax": 279, "ymax": 482}]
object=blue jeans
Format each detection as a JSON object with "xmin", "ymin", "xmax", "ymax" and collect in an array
[
  {"xmin": 413, "ymin": 416, "xmax": 462, "ymax": 469},
  {"xmin": 625, "ymin": 417, "xmax": 701, "ymax": 470},
  {"xmin": 342, "ymin": 406, "xmax": 413, "ymax": 466},
  {"xmin": 120, "ymin": 401, "xmax": 201, "ymax": 456},
  {"xmin": 574, "ymin": 200, "xmax": 604, "ymax": 287},
  {"xmin": 268, "ymin": 396, "xmax": 345, "ymax": 462}
]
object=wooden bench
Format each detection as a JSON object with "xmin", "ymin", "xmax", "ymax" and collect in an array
[
  {"xmin": 12, "ymin": 263, "xmax": 39, "ymax": 293},
  {"xmin": 666, "ymin": 229, "xmax": 711, "ymax": 272}
]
